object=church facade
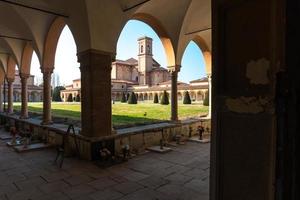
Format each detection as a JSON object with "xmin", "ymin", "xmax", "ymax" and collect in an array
[{"xmin": 61, "ymin": 37, "xmax": 208, "ymax": 103}]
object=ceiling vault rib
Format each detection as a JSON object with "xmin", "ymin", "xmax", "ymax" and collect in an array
[
  {"xmin": 0, "ymin": 34, "xmax": 32, "ymax": 41},
  {"xmin": 123, "ymin": 0, "xmax": 151, "ymax": 12},
  {"xmin": 0, "ymin": 0, "xmax": 69, "ymax": 18},
  {"xmin": 185, "ymin": 27, "xmax": 211, "ymax": 35}
]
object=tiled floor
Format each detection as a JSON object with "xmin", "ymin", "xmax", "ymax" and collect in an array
[{"xmin": 0, "ymin": 129, "xmax": 210, "ymax": 200}]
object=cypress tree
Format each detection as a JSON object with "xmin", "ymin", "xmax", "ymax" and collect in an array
[
  {"xmin": 52, "ymin": 86, "xmax": 65, "ymax": 102},
  {"xmin": 203, "ymin": 91, "xmax": 209, "ymax": 106},
  {"xmin": 121, "ymin": 92, "xmax": 127, "ymax": 103},
  {"xmin": 67, "ymin": 94, "xmax": 73, "ymax": 102},
  {"xmin": 183, "ymin": 91, "xmax": 192, "ymax": 104},
  {"xmin": 153, "ymin": 93, "xmax": 159, "ymax": 103},
  {"xmin": 160, "ymin": 90, "xmax": 169, "ymax": 105},
  {"xmin": 75, "ymin": 94, "xmax": 81, "ymax": 102},
  {"xmin": 128, "ymin": 92, "xmax": 137, "ymax": 104}
]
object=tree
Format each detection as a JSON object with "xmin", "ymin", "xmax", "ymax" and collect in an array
[
  {"xmin": 153, "ymin": 93, "xmax": 159, "ymax": 103},
  {"xmin": 160, "ymin": 90, "xmax": 169, "ymax": 105},
  {"xmin": 128, "ymin": 92, "xmax": 137, "ymax": 104},
  {"xmin": 203, "ymin": 91, "xmax": 209, "ymax": 106},
  {"xmin": 183, "ymin": 91, "xmax": 192, "ymax": 104},
  {"xmin": 67, "ymin": 93, "xmax": 73, "ymax": 102},
  {"xmin": 75, "ymin": 94, "xmax": 81, "ymax": 102},
  {"xmin": 52, "ymin": 86, "xmax": 65, "ymax": 102},
  {"xmin": 121, "ymin": 92, "xmax": 127, "ymax": 103}
]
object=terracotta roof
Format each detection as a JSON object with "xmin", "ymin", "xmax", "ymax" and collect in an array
[
  {"xmin": 125, "ymin": 58, "xmax": 138, "ymax": 65},
  {"xmin": 158, "ymin": 80, "xmax": 188, "ymax": 86},
  {"xmin": 111, "ymin": 79, "xmax": 138, "ymax": 84},
  {"xmin": 190, "ymin": 77, "xmax": 208, "ymax": 83}
]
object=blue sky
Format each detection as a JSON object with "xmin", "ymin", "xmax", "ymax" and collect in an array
[{"xmin": 30, "ymin": 20, "xmax": 206, "ymax": 85}]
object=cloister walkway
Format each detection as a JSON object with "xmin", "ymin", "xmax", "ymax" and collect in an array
[{"xmin": 0, "ymin": 129, "xmax": 209, "ymax": 200}]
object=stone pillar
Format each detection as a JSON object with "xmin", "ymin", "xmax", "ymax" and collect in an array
[
  {"xmin": 207, "ymin": 75, "xmax": 212, "ymax": 118},
  {"xmin": 211, "ymin": 0, "xmax": 284, "ymax": 199},
  {"xmin": 0, "ymin": 83, "xmax": 3, "ymax": 112},
  {"xmin": 78, "ymin": 49, "xmax": 113, "ymax": 137},
  {"xmin": 7, "ymin": 78, "xmax": 14, "ymax": 114},
  {"xmin": 41, "ymin": 69, "xmax": 53, "ymax": 125},
  {"xmin": 20, "ymin": 73, "xmax": 30, "ymax": 119},
  {"xmin": 168, "ymin": 65, "xmax": 181, "ymax": 122}
]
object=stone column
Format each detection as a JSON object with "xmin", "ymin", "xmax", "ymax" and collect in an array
[
  {"xmin": 0, "ymin": 83, "xmax": 3, "ymax": 112},
  {"xmin": 20, "ymin": 73, "xmax": 30, "ymax": 119},
  {"xmin": 78, "ymin": 49, "xmax": 114, "ymax": 137},
  {"xmin": 207, "ymin": 75, "xmax": 212, "ymax": 118},
  {"xmin": 41, "ymin": 69, "xmax": 53, "ymax": 124},
  {"xmin": 168, "ymin": 65, "xmax": 181, "ymax": 122},
  {"xmin": 7, "ymin": 78, "xmax": 14, "ymax": 114}
]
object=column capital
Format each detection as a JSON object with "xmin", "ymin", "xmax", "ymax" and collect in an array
[
  {"xmin": 78, "ymin": 49, "xmax": 115, "ymax": 73},
  {"xmin": 19, "ymin": 73, "xmax": 30, "ymax": 79},
  {"xmin": 167, "ymin": 65, "xmax": 181, "ymax": 73},
  {"xmin": 6, "ymin": 78, "xmax": 14, "ymax": 83},
  {"xmin": 41, "ymin": 68, "xmax": 53, "ymax": 74}
]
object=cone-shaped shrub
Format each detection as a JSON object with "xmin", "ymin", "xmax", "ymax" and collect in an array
[
  {"xmin": 160, "ymin": 90, "xmax": 169, "ymax": 105},
  {"xmin": 75, "ymin": 94, "xmax": 81, "ymax": 102},
  {"xmin": 67, "ymin": 94, "xmax": 73, "ymax": 102},
  {"xmin": 128, "ymin": 92, "xmax": 137, "ymax": 104},
  {"xmin": 203, "ymin": 91, "xmax": 209, "ymax": 106},
  {"xmin": 153, "ymin": 93, "xmax": 159, "ymax": 103},
  {"xmin": 121, "ymin": 92, "xmax": 127, "ymax": 103},
  {"xmin": 183, "ymin": 91, "xmax": 192, "ymax": 104}
]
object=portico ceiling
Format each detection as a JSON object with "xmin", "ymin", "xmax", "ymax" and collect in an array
[{"xmin": 0, "ymin": 0, "xmax": 211, "ymax": 74}]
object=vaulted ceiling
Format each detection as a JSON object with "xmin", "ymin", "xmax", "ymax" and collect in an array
[{"xmin": 0, "ymin": 0, "xmax": 211, "ymax": 75}]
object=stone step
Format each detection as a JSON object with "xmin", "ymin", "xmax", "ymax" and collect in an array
[
  {"xmin": 0, "ymin": 132, "xmax": 13, "ymax": 140},
  {"xmin": 13, "ymin": 143, "xmax": 53, "ymax": 153},
  {"xmin": 146, "ymin": 146, "xmax": 172, "ymax": 153},
  {"xmin": 188, "ymin": 137, "xmax": 210, "ymax": 143}
]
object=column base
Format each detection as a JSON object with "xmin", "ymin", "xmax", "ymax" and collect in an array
[
  {"xmin": 170, "ymin": 119, "xmax": 181, "ymax": 124},
  {"xmin": 19, "ymin": 115, "xmax": 29, "ymax": 120},
  {"xmin": 41, "ymin": 121, "xmax": 53, "ymax": 125}
]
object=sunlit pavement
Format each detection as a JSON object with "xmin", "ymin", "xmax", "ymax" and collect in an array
[{"xmin": 0, "ymin": 129, "xmax": 209, "ymax": 200}]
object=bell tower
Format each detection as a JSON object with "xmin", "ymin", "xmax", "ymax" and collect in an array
[{"xmin": 138, "ymin": 36, "xmax": 153, "ymax": 85}]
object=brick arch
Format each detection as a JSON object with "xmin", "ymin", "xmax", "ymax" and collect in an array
[
  {"xmin": 6, "ymin": 56, "xmax": 17, "ymax": 80},
  {"xmin": 20, "ymin": 42, "xmax": 33, "ymax": 75},
  {"xmin": 192, "ymin": 35, "xmax": 211, "ymax": 75},
  {"xmin": 42, "ymin": 17, "xmax": 66, "ymax": 72},
  {"xmin": 131, "ymin": 13, "xmax": 176, "ymax": 66}
]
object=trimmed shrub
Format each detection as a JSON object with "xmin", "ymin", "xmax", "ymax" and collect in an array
[
  {"xmin": 128, "ymin": 92, "xmax": 137, "ymax": 104},
  {"xmin": 52, "ymin": 86, "xmax": 65, "ymax": 102},
  {"xmin": 75, "ymin": 94, "xmax": 81, "ymax": 102},
  {"xmin": 160, "ymin": 90, "xmax": 169, "ymax": 105},
  {"xmin": 121, "ymin": 92, "xmax": 127, "ymax": 103},
  {"xmin": 183, "ymin": 91, "xmax": 192, "ymax": 104},
  {"xmin": 67, "ymin": 94, "xmax": 73, "ymax": 102},
  {"xmin": 153, "ymin": 93, "xmax": 159, "ymax": 103},
  {"xmin": 203, "ymin": 91, "xmax": 209, "ymax": 106}
]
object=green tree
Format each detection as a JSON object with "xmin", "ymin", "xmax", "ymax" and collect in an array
[
  {"xmin": 67, "ymin": 93, "xmax": 73, "ymax": 102},
  {"xmin": 183, "ymin": 91, "xmax": 192, "ymax": 104},
  {"xmin": 75, "ymin": 94, "xmax": 81, "ymax": 102},
  {"xmin": 121, "ymin": 92, "xmax": 127, "ymax": 103},
  {"xmin": 128, "ymin": 92, "xmax": 137, "ymax": 104},
  {"xmin": 153, "ymin": 93, "xmax": 159, "ymax": 103},
  {"xmin": 203, "ymin": 91, "xmax": 209, "ymax": 106},
  {"xmin": 52, "ymin": 86, "xmax": 65, "ymax": 102},
  {"xmin": 160, "ymin": 90, "xmax": 169, "ymax": 105}
]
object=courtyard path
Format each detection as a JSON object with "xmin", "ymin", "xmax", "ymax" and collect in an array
[{"xmin": 0, "ymin": 129, "xmax": 209, "ymax": 200}]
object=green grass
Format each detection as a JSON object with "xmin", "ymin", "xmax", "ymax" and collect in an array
[{"xmin": 13, "ymin": 102, "xmax": 208, "ymax": 126}]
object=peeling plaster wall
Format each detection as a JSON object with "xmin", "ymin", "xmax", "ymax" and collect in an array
[
  {"xmin": 225, "ymin": 96, "xmax": 273, "ymax": 114},
  {"xmin": 246, "ymin": 58, "xmax": 270, "ymax": 85}
]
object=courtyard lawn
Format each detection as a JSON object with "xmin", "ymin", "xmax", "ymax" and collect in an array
[{"xmin": 13, "ymin": 102, "xmax": 208, "ymax": 127}]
